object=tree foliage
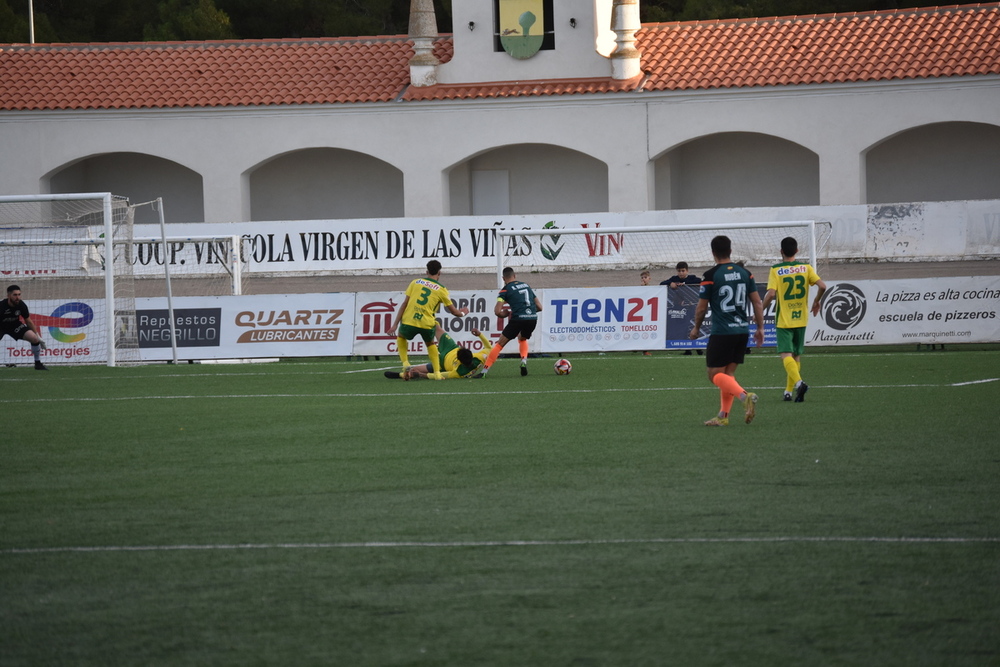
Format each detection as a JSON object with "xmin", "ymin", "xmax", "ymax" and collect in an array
[{"xmin": 1, "ymin": 0, "xmax": 945, "ymax": 44}]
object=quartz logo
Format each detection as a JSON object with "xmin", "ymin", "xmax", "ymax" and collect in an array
[{"xmin": 234, "ymin": 308, "xmax": 342, "ymax": 343}]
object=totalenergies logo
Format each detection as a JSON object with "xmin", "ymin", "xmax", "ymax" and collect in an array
[{"xmin": 31, "ymin": 302, "xmax": 94, "ymax": 343}]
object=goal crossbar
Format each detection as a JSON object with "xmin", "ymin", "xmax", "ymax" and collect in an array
[{"xmin": 495, "ymin": 220, "xmax": 827, "ymax": 287}]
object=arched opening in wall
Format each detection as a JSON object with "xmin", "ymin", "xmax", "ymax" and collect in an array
[
  {"xmin": 653, "ymin": 132, "xmax": 819, "ymax": 210},
  {"xmin": 448, "ymin": 144, "xmax": 608, "ymax": 216},
  {"xmin": 46, "ymin": 153, "xmax": 204, "ymax": 225},
  {"xmin": 865, "ymin": 122, "xmax": 1000, "ymax": 204},
  {"xmin": 248, "ymin": 148, "xmax": 403, "ymax": 221}
]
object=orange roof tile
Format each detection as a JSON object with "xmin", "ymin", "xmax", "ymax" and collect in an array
[{"xmin": 1, "ymin": 4, "xmax": 997, "ymax": 111}]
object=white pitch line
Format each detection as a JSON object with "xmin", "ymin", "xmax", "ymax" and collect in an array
[
  {"xmin": 3, "ymin": 536, "xmax": 998, "ymax": 555},
  {"xmin": 3, "ymin": 379, "xmax": 997, "ymax": 404},
  {"xmin": 951, "ymin": 377, "xmax": 1000, "ymax": 386}
]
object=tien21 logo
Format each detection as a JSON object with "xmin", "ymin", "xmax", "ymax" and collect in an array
[{"xmin": 30, "ymin": 302, "xmax": 95, "ymax": 343}]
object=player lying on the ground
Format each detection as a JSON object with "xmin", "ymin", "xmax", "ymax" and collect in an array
[{"xmin": 384, "ymin": 326, "xmax": 491, "ymax": 380}]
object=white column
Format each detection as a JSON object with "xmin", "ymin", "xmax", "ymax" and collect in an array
[
  {"xmin": 202, "ymin": 174, "xmax": 248, "ymax": 222},
  {"xmin": 819, "ymin": 146, "xmax": 867, "ymax": 206},
  {"xmin": 403, "ymin": 166, "xmax": 448, "ymax": 218},
  {"xmin": 607, "ymin": 158, "xmax": 653, "ymax": 213}
]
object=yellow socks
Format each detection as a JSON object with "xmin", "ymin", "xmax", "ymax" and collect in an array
[
  {"xmin": 783, "ymin": 356, "xmax": 802, "ymax": 393},
  {"xmin": 397, "ymin": 337, "xmax": 410, "ymax": 367},
  {"xmin": 427, "ymin": 343, "xmax": 440, "ymax": 374}
]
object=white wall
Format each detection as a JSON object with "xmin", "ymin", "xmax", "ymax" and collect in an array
[{"xmin": 1, "ymin": 77, "xmax": 998, "ymax": 226}]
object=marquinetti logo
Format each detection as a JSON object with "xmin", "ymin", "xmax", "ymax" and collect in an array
[{"xmin": 822, "ymin": 283, "xmax": 868, "ymax": 330}]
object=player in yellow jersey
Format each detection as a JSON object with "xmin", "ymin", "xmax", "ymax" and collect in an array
[
  {"xmin": 384, "ymin": 326, "xmax": 491, "ymax": 380},
  {"xmin": 762, "ymin": 237, "xmax": 827, "ymax": 402},
  {"xmin": 388, "ymin": 260, "xmax": 469, "ymax": 375}
]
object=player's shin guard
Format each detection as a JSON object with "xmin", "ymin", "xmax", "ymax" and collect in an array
[
  {"xmin": 31, "ymin": 343, "xmax": 40, "ymax": 362},
  {"xmin": 396, "ymin": 337, "xmax": 410, "ymax": 367},
  {"xmin": 427, "ymin": 344, "xmax": 440, "ymax": 374},
  {"xmin": 518, "ymin": 339, "xmax": 529, "ymax": 361}
]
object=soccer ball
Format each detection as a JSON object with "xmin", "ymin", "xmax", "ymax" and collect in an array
[
  {"xmin": 554, "ymin": 358, "xmax": 572, "ymax": 375},
  {"xmin": 498, "ymin": 305, "xmax": 511, "ymax": 318}
]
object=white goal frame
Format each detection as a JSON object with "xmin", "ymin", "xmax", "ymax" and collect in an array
[
  {"xmin": 495, "ymin": 220, "xmax": 830, "ymax": 287},
  {"xmin": 0, "ymin": 193, "xmax": 248, "ymax": 367},
  {"xmin": 0, "ymin": 192, "xmax": 127, "ymax": 365}
]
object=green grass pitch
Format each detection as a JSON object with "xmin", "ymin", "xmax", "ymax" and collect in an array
[{"xmin": 2, "ymin": 346, "xmax": 998, "ymax": 666}]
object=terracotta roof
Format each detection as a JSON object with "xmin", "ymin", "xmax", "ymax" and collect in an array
[
  {"xmin": 1, "ymin": 4, "xmax": 997, "ymax": 111},
  {"xmin": 639, "ymin": 4, "xmax": 1000, "ymax": 91}
]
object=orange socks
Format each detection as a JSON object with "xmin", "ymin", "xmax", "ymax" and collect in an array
[
  {"xmin": 712, "ymin": 373, "xmax": 746, "ymax": 415},
  {"xmin": 519, "ymin": 339, "xmax": 529, "ymax": 360},
  {"xmin": 484, "ymin": 343, "xmax": 502, "ymax": 369}
]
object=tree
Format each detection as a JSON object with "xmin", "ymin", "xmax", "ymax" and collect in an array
[
  {"xmin": 143, "ymin": 0, "xmax": 235, "ymax": 42},
  {"xmin": 0, "ymin": 0, "xmax": 57, "ymax": 42}
]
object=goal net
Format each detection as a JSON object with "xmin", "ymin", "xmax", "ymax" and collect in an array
[
  {"xmin": 0, "ymin": 194, "xmax": 249, "ymax": 367},
  {"xmin": 496, "ymin": 220, "xmax": 833, "ymax": 283},
  {"xmin": 0, "ymin": 193, "xmax": 137, "ymax": 367}
]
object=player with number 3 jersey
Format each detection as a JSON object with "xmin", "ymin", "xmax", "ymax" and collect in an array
[{"xmin": 388, "ymin": 260, "xmax": 469, "ymax": 376}]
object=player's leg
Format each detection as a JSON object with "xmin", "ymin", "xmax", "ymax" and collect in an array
[
  {"xmin": 407, "ymin": 363, "xmax": 434, "ymax": 379},
  {"xmin": 516, "ymin": 322, "xmax": 536, "ymax": 376},
  {"xmin": 776, "ymin": 328, "xmax": 799, "ymax": 400},
  {"xmin": 792, "ymin": 329, "xmax": 808, "ymax": 402},
  {"xmin": 706, "ymin": 335, "xmax": 754, "ymax": 424},
  {"xmin": 704, "ymin": 336, "xmax": 735, "ymax": 425},
  {"xmin": 396, "ymin": 324, "xmax": 417, "ymax": 370},
  {"xmin": 420, "ymin": 327, "xmax": 442, "ymax": 375},
  {"xmin": 14, "ymin": 325, "xmax": 46, "ymax": 370},
  {"xmin": 482, "ymin": 324, "xmax": 516, "ymax": 375}
]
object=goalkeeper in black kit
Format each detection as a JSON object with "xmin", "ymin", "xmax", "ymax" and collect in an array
[{"xmin": 1, "ymin": 285, "xmax": 48, "ymax": 370}]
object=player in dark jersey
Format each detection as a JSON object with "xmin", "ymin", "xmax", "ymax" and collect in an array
[
  {"xmin": 689, "ymin": 237, "xmax": 763, "ymax": 425},
  {"xmin": 1, "ymin": 285, "xmax": 48, "ymax": 370},
  {"xmin": 478, "ymin": 267, "xmax": 543, "ymax": 377}
]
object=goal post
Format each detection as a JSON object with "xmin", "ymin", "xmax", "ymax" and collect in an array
[
  {"xmin": 0, "ymin": 192, "xmax": 135, "ymax": 367},
  {"xmin": 0, "ymin": 194, "xmax": 249, "ymax": 367},
  {"xmin": 495, "ymin": 220, "xmax": 833, "ymax": 286}
]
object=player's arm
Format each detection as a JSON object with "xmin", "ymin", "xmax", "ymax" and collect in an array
[
  {"xmin": 493, "ymin": 299, "xmax": 508, "ymax": 317},
  {"xmin": 388, "ymin": 295, "xmax": 410, "ymax": 335},
  {"xmin": 22, "ymin": 314, "xmax": 40, "ymax": 336},
  {"xmin": 444, "ymin": 302, "xmax": 470, "ymax": 318},
  {"xmin": 749, "ymin": 288, "xmax": 765, "ymax": 347},
  {"xmin": 761, "ymin": 288, "xmax": 776, "ymax": 312},
  {"xmin": 811, "ymin": 279, "xmax": 828, "ymax": 316},
  {"xmin": 689, "ymin": 298, "xmax": 709, "ymax": 340},
  {"xmin": 471, "ymin": 328, "xmax": 491, "ymax": 348},
  {"xmin": 533, "ymin": 296, "xmax": 543, "ymax": 312}
]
